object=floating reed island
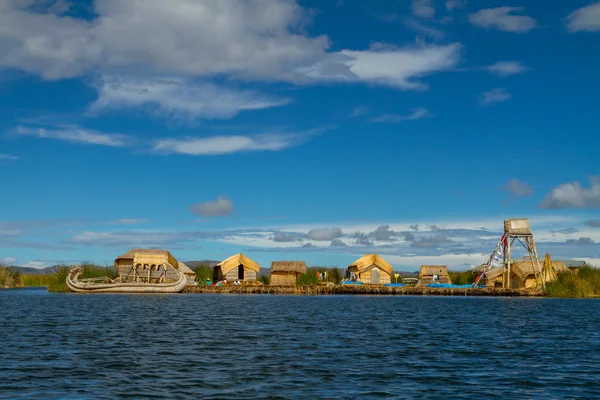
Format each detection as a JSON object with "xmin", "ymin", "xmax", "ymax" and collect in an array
[{"xmin": 3, "ymin": 217, "xmax": 592, "ymax": 297}]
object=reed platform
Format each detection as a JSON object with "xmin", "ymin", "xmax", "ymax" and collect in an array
[{"xmin": 183, "ymin": 284, "xmax": 544, "ymax": 296}]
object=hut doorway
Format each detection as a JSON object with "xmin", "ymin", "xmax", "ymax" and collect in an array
[
  {"xmin": 213, "ymin": 266, "xmax": 222, "ymax": 282},
  {"xmin": 371, "ymin": 268, "xmax": 380, "ymax": 284},
  {"xmin": 238, "ymin": 265, "xmax": 244, "ymax": 280}
]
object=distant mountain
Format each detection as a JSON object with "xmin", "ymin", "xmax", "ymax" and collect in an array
[{"xmin": 8, "ymin": 265, "xmax": 61, "ymax": 275}]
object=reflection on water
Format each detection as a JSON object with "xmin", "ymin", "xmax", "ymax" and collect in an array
[{"xmin": 1, "ymin": 289, "xmax": 599, "ymax": 399}]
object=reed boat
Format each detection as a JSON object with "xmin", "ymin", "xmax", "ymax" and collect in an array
[{"xmin": 66, "ymin": 265, "xmax": 188, "ymax": 293}]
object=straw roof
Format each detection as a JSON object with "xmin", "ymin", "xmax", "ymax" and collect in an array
[
  {"xmin": 510, "ymin": 257, "xmax": 569, "ymax": 281},
  {"xmin": 486, "ymin": 267, "xmax": 503, "ymax": 280},
  {"xmin": 419, "ymin": 265, "xmax": 449, "ymax": 278},
  {"xmin": 348, "ymin": 254, "xmax": 393, "ymax": 275},
  {"xmin": 216, "ymin": 253, "xmax": 260, "ymax": 275},
  {"xmin": 116, "ymin": 248, "xmax": 172, "ymax": 260},
  {"xmin": 485, "ymin": 256, "xmax": 569, "ymax": 282},
  {"xmin": 271, "ymin": 261, "xmax": 307, "ymax": 274},
  {"xmin": 114, "ymin": 248, "xmax": 179, "ymax": 268},
  {"xmin": 177, "ymin": 261, "xmax": 195, "ymax": 276}
]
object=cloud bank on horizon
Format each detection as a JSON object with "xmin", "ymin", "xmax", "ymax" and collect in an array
[{"xmin": 0, "ymin": 0, "xmax": 599, "ymax": 269}]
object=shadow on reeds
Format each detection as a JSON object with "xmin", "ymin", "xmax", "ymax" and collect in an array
[{"xmin": 545, "ymin": 266, "xmax": 600, "ymax": 298}]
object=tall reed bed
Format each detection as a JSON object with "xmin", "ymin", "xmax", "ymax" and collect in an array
[
  {"xmin": 21, "ymin": 274, "xmax": 52, "ymax": 287},
  {"xmin": 193, "ymin": 265, "xmax": 214, "ymax": 285},
  {"xmin": 0, "ymin": 265, "xmax": 21, "ymax": 288},
  {"xmin": 47, "ymin": 263, "xmax": 117, "ymax": 292},
  {"xmin": 47, "ymin": 266, "xmax": 70, "ymax": 292},
  {"xmin": 257, "ymin": 272, "xmax": 271, "ymax": 285},
  {"xmin": 79, "ymin": 263, "xmax": 117, "ymax": 280},
  {"xmin": 448, "ymin": 270, "xmax": 478, "ymax": 285},
  {"xmin": 546, "ymin": 266, "xmax": 600, "ymax": 298},
  {"xmin": 297, "ymin": 266, "xmax": 345, "ymax": 285}
]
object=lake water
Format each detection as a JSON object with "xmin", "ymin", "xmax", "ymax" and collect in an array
[{"xmin": 1, "ymin": 289, "xmax": 599, "ymax": 399}]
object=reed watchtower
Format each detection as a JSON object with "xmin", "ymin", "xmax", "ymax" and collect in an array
[{"xmin": 503, "ymin": 218, "xmax": 545, "ymax": 289}]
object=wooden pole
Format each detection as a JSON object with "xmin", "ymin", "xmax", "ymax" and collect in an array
[
  {"xmin": 503, "ymin": 237, "xmax": 507, "ymax": 289},
  {"xmin": 506, "ymin": 237, "xmax": 512, "ymax": 289}
]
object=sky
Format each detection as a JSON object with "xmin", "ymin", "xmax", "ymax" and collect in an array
[{"xmin": 1, "ymin": 0, "xmax": 599, "ymax": 271}]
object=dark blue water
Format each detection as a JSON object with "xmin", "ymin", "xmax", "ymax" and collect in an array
[{"xmin": 1, "ymin": 289, "xmax": 600, "ymax": 399}]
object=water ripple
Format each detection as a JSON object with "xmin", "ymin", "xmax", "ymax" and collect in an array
[{"xmin": 1, "ymin": 290, "xmax": 600, "ymax": 399}]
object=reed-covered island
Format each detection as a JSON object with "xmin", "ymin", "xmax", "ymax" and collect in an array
[{"xmin": 3, "ymin": 259, "xmax": 599, "ymax": 298}]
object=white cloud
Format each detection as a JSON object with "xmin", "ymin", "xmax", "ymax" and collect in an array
[
  {"xmin": 152, "ymin": 131, "xmax": 314, "ymax": 156},
  {"xmin": 445, "ymin": 0, "xmax": 466, "ymax": 11},
  {"xmin": 303, "ymin": 43, "xmax": 462, "ymax": 90},
  {"xmin": 585, "ymin": 220, "xmax": 600, "ymax": 228},
  {"xmin": 268, "ymin": 215, "xmax": 577, "ymax": 235},
  {"xmin": 307, "ymin": 227, "xmax": 343, "ymax": 241},
  {"xmin": 1, "ymin": 257, "xmax": 17, "ymax": 265},
  {"xmin": 59, "ymin": 215, "xmax": 600, "ymax": 265},
  {"xmin": 566, "ymin": 2, "xmax": 600, "ymax": 32},
  {"xmin": 0, "ymin": 0, "xmax": 328, "ymax": 81},
  {"xmin": 469, "ymin": 7, "xmax": 538, "ymax": 33},
  {"xmin": 190, "ymin": 195, "xmax": 234, "ymax": 217},
  {"xmin": 380, "ymin": 253, "xmax": 488, "ymax": 270},
  {"xmin": 412, "ymin": 0, "xmax": 435, "ymax": 18},
  {"xmin": 0, "ymin": 0, "xmax": 464, "ymax": 107},
  {"xmin": 13, "ymin": 124, "xmax": 319, "ymax": 155},
  {"xmin": 540, "ymin": 176, "xmax": 600, "ymax": 209},
  {"xmin": 486, "ymin": 61, "xmax": 529, "ymax": 77},
  {"xmin": 21, "ymin": 261, "xmax": 53, "ymax": 269},
  {"xmin": 0, "ymin": 153, "xmax": 19, "ymax": 160},
  {"xmin": 566, "ymin": 237, "xmax": 595, "ymax": 246},
  {"xmin": 371, "ymin": 108, "xmax": 431, "ymax": 123},
  {"xmin": 480, "ymin": 88, "xmax": 511, "ymax": 105},
  {"xmin": 501, "ymin": 178, "xmax": 533, "ymax": 197},
  {"xmin": 14, "ymin": 125, "xmax": 130, "ymax": 147},
  {"xmin": 347, "ymin": 106, "xmax": 369, "ymax": 118},
  {"xmin": 403, "ymin": 17, "xmax": 445, "ymax": 40},
  {"xmin": 89, "ymin": 76, "xmax": 290, "ymax": 119},
  {"xmin": 0, "ymin": 1, "xmax": 98, "ymax": 79}
]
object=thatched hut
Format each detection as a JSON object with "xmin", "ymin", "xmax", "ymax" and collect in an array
[
  {"xmin": 270, "ymin": 261, "xmax": 307, "ymax": 286},
  {"xmin": 114, "ymin": 248, "xmax": 196, "ymax": 284},
  {"xmin": 485, "ymin": 255, "xmax": 569, "ymax": 289},
  {"xmin": 347, "ymin": 254, "xmax": 393, "ymax": 284},
  {"xmin": 214, "ymin": 253, "xmax": 260, "ymax": 282},
  {"xmin": 418, "ymin": 265, "xmax": 451, "ymax": 286}
]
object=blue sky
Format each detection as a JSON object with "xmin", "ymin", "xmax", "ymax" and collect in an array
[{"xmin": 1, "ymin": 0, "xmax": 599, "ymax": 270}]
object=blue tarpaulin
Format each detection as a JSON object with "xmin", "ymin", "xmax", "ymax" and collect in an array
[{"xmin": 384, "ymin": 283, "xmax": 405, "ymax": 287}]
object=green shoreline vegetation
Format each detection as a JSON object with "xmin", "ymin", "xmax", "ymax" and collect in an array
[
  {"xmin": 1, "ymin": 263, "xmax": 117, "ymax": 292},
  {"xmin": 3, "ymin": 263, "xmax": 600, "ymax": 298},
  {"xmin": 545, "ymin": 266, "xmax": 600, "ymax": 298}
]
